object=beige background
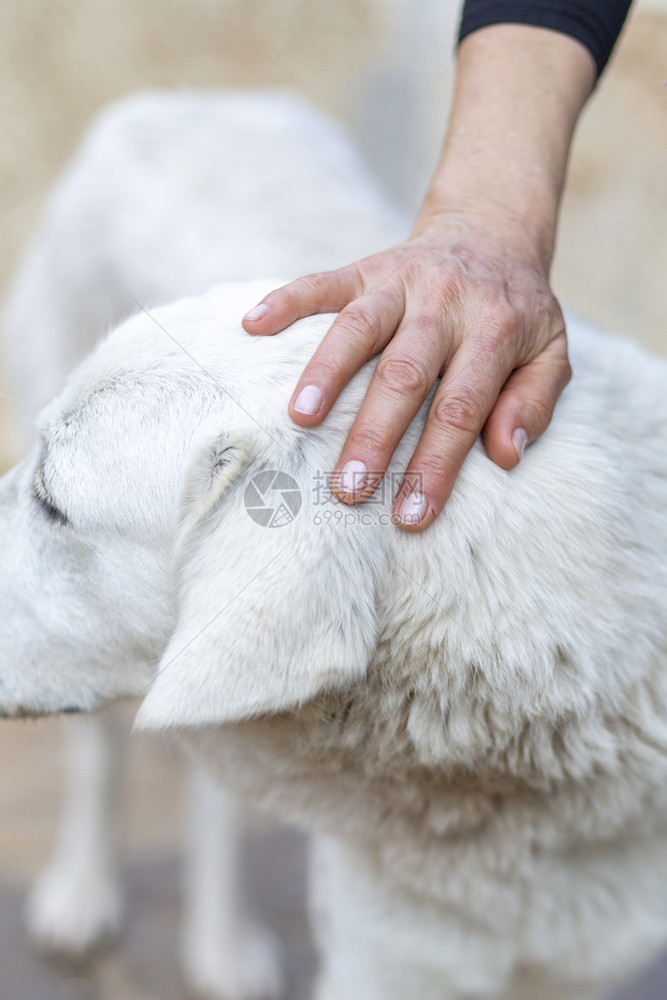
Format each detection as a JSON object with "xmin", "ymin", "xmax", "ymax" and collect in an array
[
  {"xmin": 1, "ymin": 0, "xmax": 666, "ymax": 459},
  {"xmin": 0, "ymin": 1, "xmax": 666, "ymax": 997}
]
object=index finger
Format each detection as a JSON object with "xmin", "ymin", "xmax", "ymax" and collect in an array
[{"xmin": 242, "ymin": 265, "xmax": 363, "ymax": 335}]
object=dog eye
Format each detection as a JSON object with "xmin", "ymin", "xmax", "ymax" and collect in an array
[{"xmin": 32, "ymin": 467, "xmax": 68, "ymax": 527}]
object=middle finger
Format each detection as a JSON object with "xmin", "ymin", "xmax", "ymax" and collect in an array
[{"xmin": 331, "ymin": 311, "xmax": 451, "ymax": 502}]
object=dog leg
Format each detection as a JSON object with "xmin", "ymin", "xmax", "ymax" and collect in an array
[
  {"xmin": 180, "ymin": 762, "xmax": 282, "ymax": 1000},
  {"xmin": 24, "ymin": 709, "xmax": 125, "ymax": 957}
]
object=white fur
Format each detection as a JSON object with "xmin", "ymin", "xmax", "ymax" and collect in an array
[
  {"xmin": 3, "ymin": 89, "xmax": 402, "ymax": 996},
  {"xmin": 182, "ymin": 766, "xmax": 282, "ymax": 1000},
  {"xmin": 2, "ymin": 92, "xmax": 667, "ymax": 999},
  {"xmin": 4, "ymin": 89, "xmax": 404, "ymax": 429},
  {"xmin": 1, "ymin": 282, "xmax": 667, "ymax": 998}
]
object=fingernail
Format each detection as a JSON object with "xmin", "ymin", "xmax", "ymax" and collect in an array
[
  {"xmin": 512, "ymin": 428, "xmax": 527, "ymax": 461},
  {"xmin": 293, "ymin": 385, "xmax": 323, "ymax": 416},
  {"xmin": 338, "ymin": 460, "xmax": 367, "ymax": 494},
  {"xmin": 244, "ymin": 303, "xmax": 268, "ymax": 322},
  {"xmin": 397, "ymin": 492, "xmax": 428, "ymax": 525}
]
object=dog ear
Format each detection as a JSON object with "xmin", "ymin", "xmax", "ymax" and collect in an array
[{"xmin": 135, "ymin": 427, "xmax": 384, "ymax": 731}]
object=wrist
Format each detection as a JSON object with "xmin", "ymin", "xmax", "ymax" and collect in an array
[
  {"xmin": 411, "ymin": 192, "xmax": 557, "ymax": 274},
  {"xmin": 415, "ymin": 23, "xmax": 596, "ymax": 270}
]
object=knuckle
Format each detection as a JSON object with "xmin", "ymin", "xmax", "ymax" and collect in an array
[
  {"xmin": 479, "ymin": 302, "xmax": 520, "ymax": 350},
  {"xmin": 431, "ymin": 386, "xmax": 485, "ymax": 437},
  {"xmin": 291, "ymin": 272, "xmax": 328, "ymax": 303},
  {"xmin": 375, "ymin": 354, "xmax": 432, "ymax": 397},
  {"xmin": 413, "ymin": 311, "xmax": 440, "ymax": 335},
  {"xmin": 412, "ymin": 453, "xmax": 447, "ymax": 481},
  {"xmin": 497, "ymin": 299, "xmax": 521, "ymax": 331},
  {"xmin": 553, "ymin": 338, "xmax": 573, "ymax": 389},
  {"xmin": 304, "ymin": 356, "xmax": 341, "ymax": 387},
  {"xmin": 486, "ymin": 299, "xmax": 518, "ymax": 331},
  {"xmin": 478, "ymin": 329, "xmax": 506, "ymax": 358},
  {"xmin": 347, "ymin": 424, "xmax": 388, "ymax": 459},
  {"xmin": 338, "ymin": 304, "xmax": 380, "ymax": 354},
  {"xmin": 522, "ymin": 393, "xmax": 555, "ymax": 430}
]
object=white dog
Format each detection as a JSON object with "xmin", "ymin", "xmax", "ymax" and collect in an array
[
  {"xmin": 2, "ymin": 90, "xmax": 404, "ymax": 997},
  {"xmin": 3, "ymin": 95, "xmax": 667, "ymax": 1000}
]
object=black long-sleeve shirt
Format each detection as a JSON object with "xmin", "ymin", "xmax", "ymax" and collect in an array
[{"xmin": 458, "ymin": 0, "xmax": 633, "ymax": 76}]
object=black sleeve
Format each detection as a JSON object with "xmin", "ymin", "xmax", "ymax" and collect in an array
[{"xmin": 458, "ymin": 0, "xmax": 634, "ymax": 77}]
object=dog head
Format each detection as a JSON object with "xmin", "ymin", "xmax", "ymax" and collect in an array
[{"xmin": 0, "ymin": 281, "xmax": 389, "ymax": 725}]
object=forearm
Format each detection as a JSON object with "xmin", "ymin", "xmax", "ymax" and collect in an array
[
  {"xmin": 245, "ymin": 20, "xmax": 606, "ymax": 531},
  {"xmin": 415, "ymin": 24, "xmax": 597, "ymax": 269}
]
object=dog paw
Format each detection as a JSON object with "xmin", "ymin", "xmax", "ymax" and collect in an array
[
  {"xmin": 181, "ymin": 922, "xmax": 283, "ymax": 1000},
  {"xmin": 24, "ymin": 865, "xmax": 123, "ymax": 959}
]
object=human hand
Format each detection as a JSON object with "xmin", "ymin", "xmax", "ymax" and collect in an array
[
  {"xmin": 242, "ymin": 209, "xmax": 570, "ymax": 530},
  {"xmin": 243, "ymin": 25, "xmax": 594, "ymax": 531}
]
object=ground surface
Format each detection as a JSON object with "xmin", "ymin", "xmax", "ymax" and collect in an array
[
  {"xmin": 0, "ymin": 715, "xmax": 317, "ymax": 1000},
  {"xmin": 0, "ymin": 715, "xmax": 666, "ymax": 1000}
]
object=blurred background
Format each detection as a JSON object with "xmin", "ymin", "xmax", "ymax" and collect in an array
[{"xmin": 0, "ymin": 0, "xmax": 666, "ymax": 997}]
